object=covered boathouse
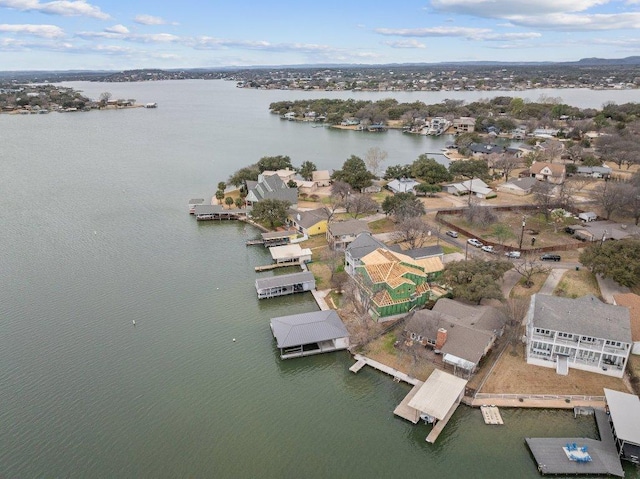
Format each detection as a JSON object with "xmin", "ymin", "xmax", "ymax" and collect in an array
[
  {"xmin": 270, "ymin": 310, "xmax": 350, "ymax": 359},
  {"xmin": 604, "ymin": 388, "xmax": 640, "ymax": 465},
  {"xmin": 193, "ymin": 204, "xmax": 247, "ymax": 220},
  {"xmin": 393, "ymin": 369, "xmax": 467, "ymax": 443},
  {"xmin": 255, "ymin": 271, "xmax": 315, "ymax": 299}
]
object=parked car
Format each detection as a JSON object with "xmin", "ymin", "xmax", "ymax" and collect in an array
[
  {"xmin": 481, "ymin": 245, "xmax": 496, "ymax": 254},
  {"xmin": 467, "ymin": 238, "xmax": 483, "ymax": 247},
  {"xmin": 446, "ymin": 230, "xmax": 458, "ymax": 238},
  {"xmin": 540, "ymin": 254, "xmax": 561, "ymax": 262},
  {"xmin": 505, "ymin": 251, "xmax": 521, "ymax": 258}
]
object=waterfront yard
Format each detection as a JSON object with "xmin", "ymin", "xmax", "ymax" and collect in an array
[{"xmin": 479, "ymin": 342, "xmax": 629, "ymax": 395}]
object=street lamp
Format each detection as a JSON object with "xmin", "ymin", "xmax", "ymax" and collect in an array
[{"xmin": 518, "ymin": 215, "xmax": 526, "ymax": 250}]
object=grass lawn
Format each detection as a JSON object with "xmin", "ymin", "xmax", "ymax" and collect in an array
[
  {"xmin": 361, "ymin": 331, "xmax": 436, "ymax": 381},
  {"xmin": 368, "ymin": 217, "xmax": 396, "ymax": 234},
  {"xmin": 553, "ymin": 269, "xmax": 602, "ymax": 299},
  {"xmin": 308, "ymin": 261, "xmax": 332, "ymax": 289},
  {"xmin": 301, "ymin": 234, "xmax": 328, "ymax": 250},
  {"xmin": 479, "ymin": 342, "xmax": 629, "ymax": 395}
]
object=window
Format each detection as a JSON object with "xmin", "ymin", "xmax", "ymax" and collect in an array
[
  {"xmin": 535, "ymin": 328, "xmax": 551, "ymax": 336},
  {"xmin": 580, "ymin": 336, "xmax": 596, "ymax": 343}
]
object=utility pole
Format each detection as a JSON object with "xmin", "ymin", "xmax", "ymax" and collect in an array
[{"xmin": 518, "ymin": 215, "xmax": 526, "ymax": 250}]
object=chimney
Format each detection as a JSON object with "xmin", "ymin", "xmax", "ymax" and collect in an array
[{"xmin": 435, "ymin": 328, "xmax": 448, "ymax": 350}]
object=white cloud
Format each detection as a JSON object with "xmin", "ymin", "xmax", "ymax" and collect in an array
[
  {"xmin": 0, "ymin": 23, "xmax": 64, "ymax": 38},
  {"xmin": 134, "ymin": 14, "xmax": 176, "ymax": 26},
  {"xmin": 384, "ymin": 39, "xmax": 427, "ymax": 48},
  {"xmin": 375, "ymin": 26, "xmax": 492, "ymax": 37},
  {"xmin": 104, "ymin": 24, "xmax": 129, "ymax": 34},
  {"xmin": 77, "ymin": 29, "xmax": 181, "ymax": 44},
  {"xmin": 506, "ymin": 12, "xmax": 640, "ymax": 30},
  {"xmin": 0, "ymin": 0, "xmax": 110, "ymax": 20},
  {"xmin": 430, "ymin": 0, "xmax": 608, "ymax": 17}
]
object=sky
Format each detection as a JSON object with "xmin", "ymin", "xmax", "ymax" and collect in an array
[{"xmin": 1, "ymin": 0, "xmax": 640, "ymax": 71}]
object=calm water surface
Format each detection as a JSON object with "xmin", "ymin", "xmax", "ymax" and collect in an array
[{"xmin": 1, "ymin": 80, "xmax": 638, "ymax": 478}]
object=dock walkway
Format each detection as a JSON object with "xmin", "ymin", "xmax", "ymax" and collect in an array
[{"xmin": 350, "ymin": 354, "xmax": 420, "ymax": 386}]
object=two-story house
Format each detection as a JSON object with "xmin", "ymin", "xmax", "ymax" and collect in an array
[
  {"xmin": 525, "ymin": 294, "xmax": 632, "ymax": 378},
  {"xmin": 326, "ymin": 219, "xmax": 370, "ymax": 250},
  {"xmin": 355, "ymin": 248, "xmax": 444, "ymax": 320}
]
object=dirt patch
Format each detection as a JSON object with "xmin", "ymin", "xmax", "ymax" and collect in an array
[
  {"xmin": 480, "ymin": 342, "xmax": 629, "ymax": 395},
  {"xmin": 307, "ymin": 262, "xmax": 332, "ymax": 289},
  {"xmin": 510, "ymin": 272, "xmax": 550, "ymax": 299}
]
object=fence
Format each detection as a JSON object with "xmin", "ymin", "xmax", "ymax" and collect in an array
[{"xmin": 435, "ymin": 205, "xmax": 591, "ymax": 255}]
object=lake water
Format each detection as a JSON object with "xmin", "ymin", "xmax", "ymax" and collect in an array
[{"xmin": 1, "ymin": 80, "xmax": 638, "ymax": 478}]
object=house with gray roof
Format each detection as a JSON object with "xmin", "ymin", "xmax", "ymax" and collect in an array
[
  {"xmin": 287, "ymin": 207, "xmax": 330, "ymax": 236},
  {"xmin": 405, "ymin": 298, "xmax": 504, "ymax": 377},
  {"xmin": 525, "ymin": 294, "xmax": 632, "ymax": 378},
  {"xmin": 387, "ymin": 178, "xmax": 420, "ymax": 194},
  {"xmin": 576, "ymin": 165, "xmax": 612, "ymax": 179},
  {"xmin": 344, "ymin": 232, "xmax": 387, "ymax": 275},
  {"xmin": 326, "ymin": 219, "xmax": 370, "ymax": 250},
  {"xmin": 497, "ymin": 177, "xmax": 538, "ymax": 196},
  {"xmin": 245, "ymin": 173, "xmax": 298, "ymax": 208},
  {"xmin": 443, "ymin": 178, "xmax": 494, "ymax": 198},
  {"xmin": 270, "ymin": 310, "xmax": 350, "ymax": 359}
]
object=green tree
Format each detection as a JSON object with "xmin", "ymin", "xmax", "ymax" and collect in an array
[
  {"xmin": 579, "ymin": 239, "xmax": 640, "ymax": 287},
  {"xmin": 298, "ymin": 160, "xmax": 317, "ymax": 181},
  {"xmin": 331, "ymin": 155, "xmax": 374, "ymax": 190},
  {"xmin": 250, "ymin": 199, "xmax": 291, "ymax": 228},
  {"xmin": 256, "ymin": 155, "xmax": 293, "ymax": 172},
  {"xmin": 442, "ymin": 259, "xmax": 512, "ymax": 304},
  {"xmin": 228, "ymin": 165, "xmax": 260, "ymax": 187},
  {"xmin": 217, "ymin": 181, "xmax": 227, "ymax": 192},
  {"xmin": 234, "ymin": 197, "xmax": 244, "ymax": 209},
  {"xmin": 414, "ymin": 183, "xmax": 441, "ymax": 197},
  {"xmin": 383, "ymin": 164, "xmax": 412, "ymax": 180},
  {"xmin": 224, "ymin": 196, "xmax": 234, "ymax": 208},
  {"xmin": 381, "ymin": 192, "xmax": 425, "ymax": 221},
  {"xmin": 411, "ymin": 155, "xmax": 452, "ymax": 184},
  {"xmin": 215, "ymin": 189, "xmax": 225, "ymax": 204},
  {"xmin": 490, "ymin": 223, "xmax": 516, "ymax": 245}
]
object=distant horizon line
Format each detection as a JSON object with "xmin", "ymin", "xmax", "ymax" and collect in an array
[{"xmin": 3, "ymin": 55, "xmax": 640, "ymax": 75}]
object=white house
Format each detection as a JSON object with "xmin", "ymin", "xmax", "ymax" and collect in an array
[
  {"xmin": 387, "ymin": 178, "xmax": 420, "ymax": 194},
  {"xmin": 525, "ymin": 294, "xmax": 632, "ymax": 378}
]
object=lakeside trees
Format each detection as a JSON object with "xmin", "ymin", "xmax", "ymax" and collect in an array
[
  {"xmin": 250, "ymin": 199, "xmax": 291, "ymax": 228},
  {"xmin": 579, "ymin": 239, "xmax": 640, "ymax": 287},
  {"xmin": 331, "ymin": 155, "xmax": 374, "ymax": 190},
  {"xmin": 442, "ymin": 259, "xmax": 512, "ymax": 304}
]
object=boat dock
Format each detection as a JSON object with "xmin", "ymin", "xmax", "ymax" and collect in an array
[
  {"xmin": 480, "ymin": 405, "xmax": 504, "ymax": 425},
  {"xmin": 255, "ymin": 271, "xmax": 315, "ymax": 299},
  {"xmin": 246, "ymin": 230, "xmax": 297, "ymax": 247},
  {"xmin": 255, "ymin": 262, "xmax": 302, "ymax": 272},
  {"xmin": 525, "ymin": 409, "xmax": 624, "ymax": 477},
  {"xmin": 193, "ymin": 204, "xmax": 247, "ymax": 221},
  {"xmin": 349, "ymin": 354, "xmax": 420, "ymax": 385},
  {"xmin": 393, "ymin": 381, "xmax": 424, "ymax": 424}
]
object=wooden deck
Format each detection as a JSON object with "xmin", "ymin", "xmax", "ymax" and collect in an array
[
  {"xmin": 393, "ymin": 381, "xmax": 424, "ymax": 424},
  {"xmin": 255, "ymin": 262, "xmax": 302, "ymax": 272},
  {"xmin": 525, "ymin": 409, "xmax": 624, "ymax": 477},
  {"xmin": 426, "ymin": 402, "xmax": 459, "ymax": 443},
  {"xmin": 349, "ymin": 360, "xmax": 366, "ymax": 373},
  {"xmin": 350, "ymin": 354, "xmax": 420, "ymax": 385}
]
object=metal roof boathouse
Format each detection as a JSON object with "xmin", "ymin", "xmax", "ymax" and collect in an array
[
  {"xmin": 270, "ymin": 310, "xmax": 350, "ymax": 359},
  {"xmin": 255, "ymin": 271, "xmax": 315, "ymax": 299},
  {"xmin": 604, "ymin": 388, "xmax": 640, "ymax": 465}
]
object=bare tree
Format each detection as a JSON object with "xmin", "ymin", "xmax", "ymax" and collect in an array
[
  {"xmin": 512, "ymin": 257, "xmax": 550, "ymax": 288},
  {"xmin": 500, "ymin": 298, "xmax": 530, "ymax": 354},
  {"xmin": 594, "ymin": 182, "xmax": 629, "ymax": 220},
  {"xmin": 330, "ymin": 180, "xmax": 353, "ymax": 202},
  {"xmin": 624, "ymin": 185, "xmax": 640, "ymax": 225},
  {"xmin": 99, "ymin": 91, "xmax": 112, "ymax": 108},
  {"xmin": 345, "ymin": 194, "xmax": 378, "ymax": 219},
  {"xmin": 393, "ymin": 217, "xmax": 432, "ymax": 249},
  {"xmin": 532, "ymin": 181, "xmax": 555, "ymax": 219},
  {"xmin": 364, "ymin": 146, "xmax": 388, "ymax": 179},
  {"xmin": 343, "ymin": 277, "xmax": 372, "ymax": 331},
  {"xmin": 493, "ymin": 154, "xmax": 521, "ymax": 181}
]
